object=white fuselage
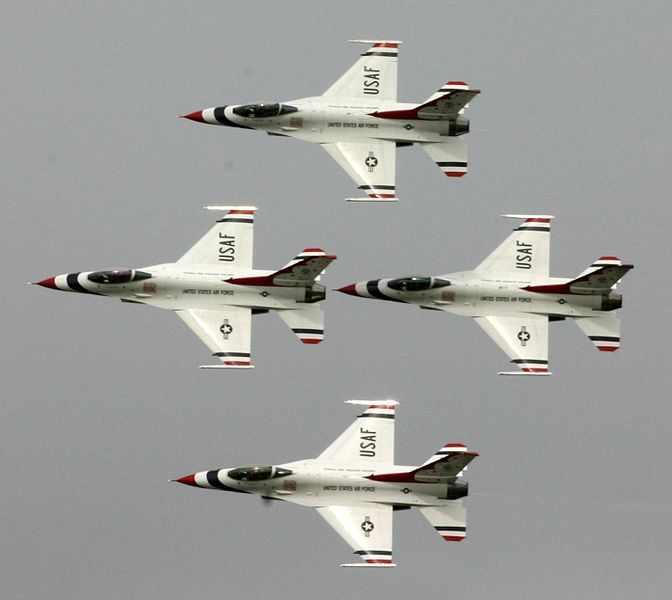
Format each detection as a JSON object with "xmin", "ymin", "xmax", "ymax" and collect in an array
[
  {"xmin": 48, "ymin": 263, "xmax": 311, "ymax": 311},
  {"xmin": 202, "ymin": 97, "xmax": 457, "ymax": 144},
  {"xmin": 350, "ymin": 270, "xmax": 608, "ymax": 319},
  {"xmin": 191, "ymin": 460, "xmax": 459, "ymax": 509}
]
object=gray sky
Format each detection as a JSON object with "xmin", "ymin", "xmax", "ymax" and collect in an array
[{"xmin": 4, "ymin": 2, "xmax": 672, "ymax": 598}]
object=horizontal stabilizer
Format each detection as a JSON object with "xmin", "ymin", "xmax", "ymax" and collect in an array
[
  {"xmin": 227, "ymin": 249, "xmax": 336, "ymax": 287},
  {"xmin": 419, "ymin": 504, "xmax": 467, "ymax": 542},
  {"xmin": 421, "ymin": 138, "xmax": 468, "ymax": 177},
  {"xmin": 574, "ymin": 315, "xmax": 621, "ymax": 352},
  {"xmin": 276, "ymin": 306, "xmax": 325, "ymax": 344}
]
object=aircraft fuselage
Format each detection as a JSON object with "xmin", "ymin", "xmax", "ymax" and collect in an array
[
  {"xmin": 182, "ymin": 460, "xmax": 466, "ymax": 509},
  {"xmin": 192, "ymin": 98, "xmax": 467, "ymax": 145},
  {"xmin": 39, "ymin": 263, "xmax": 320, "ymax": 311},
  {"xmin": 340, "ymin": 271, "xmax": 620, "ymax": 319}
]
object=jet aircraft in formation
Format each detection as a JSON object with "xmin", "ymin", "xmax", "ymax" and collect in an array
[
  {"xmin": 33, "ymin": 207, "xmax": 335, "ymax": 368},
  {"xmin": 175, "ymin": 400, "xmax": 477, "ymax": 567},
  {"xmin": 182, "ymin": 40, "xmax": 479, "ymax": 201},
  {"xmin": 337, "ymin": 215, "xmax": 632, "ymax": 375}
]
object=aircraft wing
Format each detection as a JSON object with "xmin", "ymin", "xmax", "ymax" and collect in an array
[
  {"xmin": 321, "ymin": 140, "xmax": 397, "ymax": 201},
  {"xmin": 317, "ymin": 401, "xmax": 397, "ymax": 464},
  {"xmin": 175, "ymin": 307, "xmax": 253, "ymax": 368},
  {"xmin": 474, "ymin": 215, "xmax": 553, "ymax": 280},
  {"xmin": 322, "ymin": 40, "xmax": 399, "ymax": 103},
  {"xmin": 177, "ymin": 207, "xmax": 256, "ymax": 269},
  {"xmin": 473, "ymin": 314, "xmax": 550, "ymax": 375},
  {"xmin": 315, "ymin": 504, "xmax": 394, "ymax": 567}
]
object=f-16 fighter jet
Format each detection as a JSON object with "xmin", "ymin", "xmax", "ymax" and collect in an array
[
  {"xmin": 174, "ymin": 400, "xmax": 477, "ymax": 567},
  {"xmin": 181, "ymin": 40, "xmax": 479, "ymax": 202},
  {"xmin": 33, "ymin": 207, "xmax": 335, "ymax": 369},
  {"xmin": 337, "ymin": 215, "xmax": 632, "ymax": 375}
]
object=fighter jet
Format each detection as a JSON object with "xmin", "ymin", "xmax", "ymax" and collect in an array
[
  {"xmin": 33, "ymin": 207, "xmax": 335, "ymax": 368},
  {"xmin": 174, "ymin": 400, "xmax": 477, "ymax": 567},
  {"xmin": 181, "ymin": 40, "xmax": 479, "ymax": 202},
  {"xmin": 337, "ymin": 215, "xmax": 633, "ymax": 375}
]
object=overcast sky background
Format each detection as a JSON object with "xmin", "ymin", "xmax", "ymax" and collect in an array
[{"xmin": 4, "ymin": 2, "xmax": 672, "ymax": 598}]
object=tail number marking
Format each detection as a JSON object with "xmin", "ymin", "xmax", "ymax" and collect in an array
[
  {"xmin": 219, "ymin": 234, "xmax": 236, "ymax": 262},
  {"xmin": 516, "ymin": 241, "xmax": 532, "ymax": 270},
  {"xmin": 359, "ymin": 428, "xmax": 376, "ymax": 457}
]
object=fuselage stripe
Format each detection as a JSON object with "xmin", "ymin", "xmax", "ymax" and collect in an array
[
  {"xmin": 366, "ymin": 280, "xmax": 407, "ymax": 303},
  {"xmin": 66, "ymin": 273, "xmax": 103, "ymax": 295},
  {"xmin": 213, "ymin": 352, "xmax": 251, "ymax": 358}
]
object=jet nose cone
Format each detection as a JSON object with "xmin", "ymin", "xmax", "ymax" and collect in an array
[
  {"xmin": 180, "ymin": 110, "xmax": 206, "ymax": 123},
  {"xmin": 334, "ymin": 283, "xmax": 360, "ymax": 297},
  {"xmin": 173, "ymin": 473, "xmax": 198, "ymax": 487},
  {"xmin": 33, "ymin": 276, "xmax": 58, "ymax": 289}
]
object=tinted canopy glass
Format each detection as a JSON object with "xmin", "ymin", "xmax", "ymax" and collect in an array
[
  {"xmin": 227, "ymin": 465, "xmax": 293, "ymax": 481},
  {"xmin": 387, "ymin": 276, "xmax": 451, "ymax": 292},
  {"xmin": 87, "ymin": 270, "xmax": 152, "ymax": 284},
  {"xmin": 232, "ymin": 103, "xmax": 298, "ymax": 118}
]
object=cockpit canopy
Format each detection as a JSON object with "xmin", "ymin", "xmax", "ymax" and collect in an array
[
  {"xmin": 227, "ymin": 465, "xmax": 293, "ymax": 482},
  {"xmin": 87, "ymin": 270, "xmax": 152, "ymax": 285},
  {"xmin": 232, "ymin": 103, "xmax": 298, "ymax": 119},
  {"xmin": 387, "ymin": 276, "xmax": 451, "ymax": 292}
]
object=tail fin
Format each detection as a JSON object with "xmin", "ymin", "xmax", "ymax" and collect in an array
[
  {"xmin": 525, "ymin": 256, "xmax": 633, "ymax": 295},
  {"xmin": 372, "ymin": 84, "xmax": 480, "ymax": 121},
  {"xmin": 227, "ymin": 249, "xmax": 336, "ymax": 287},
  {"xmin": 419, "ymin": 504, "xmax": 467, "ymax": 542},
  {"xmin": 575, "ymin": 315, "xmax": 621, "ymax": 352},
  {"xmin": 367, "ymin": 444, "xmax": 478, "ymax": 483}
]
